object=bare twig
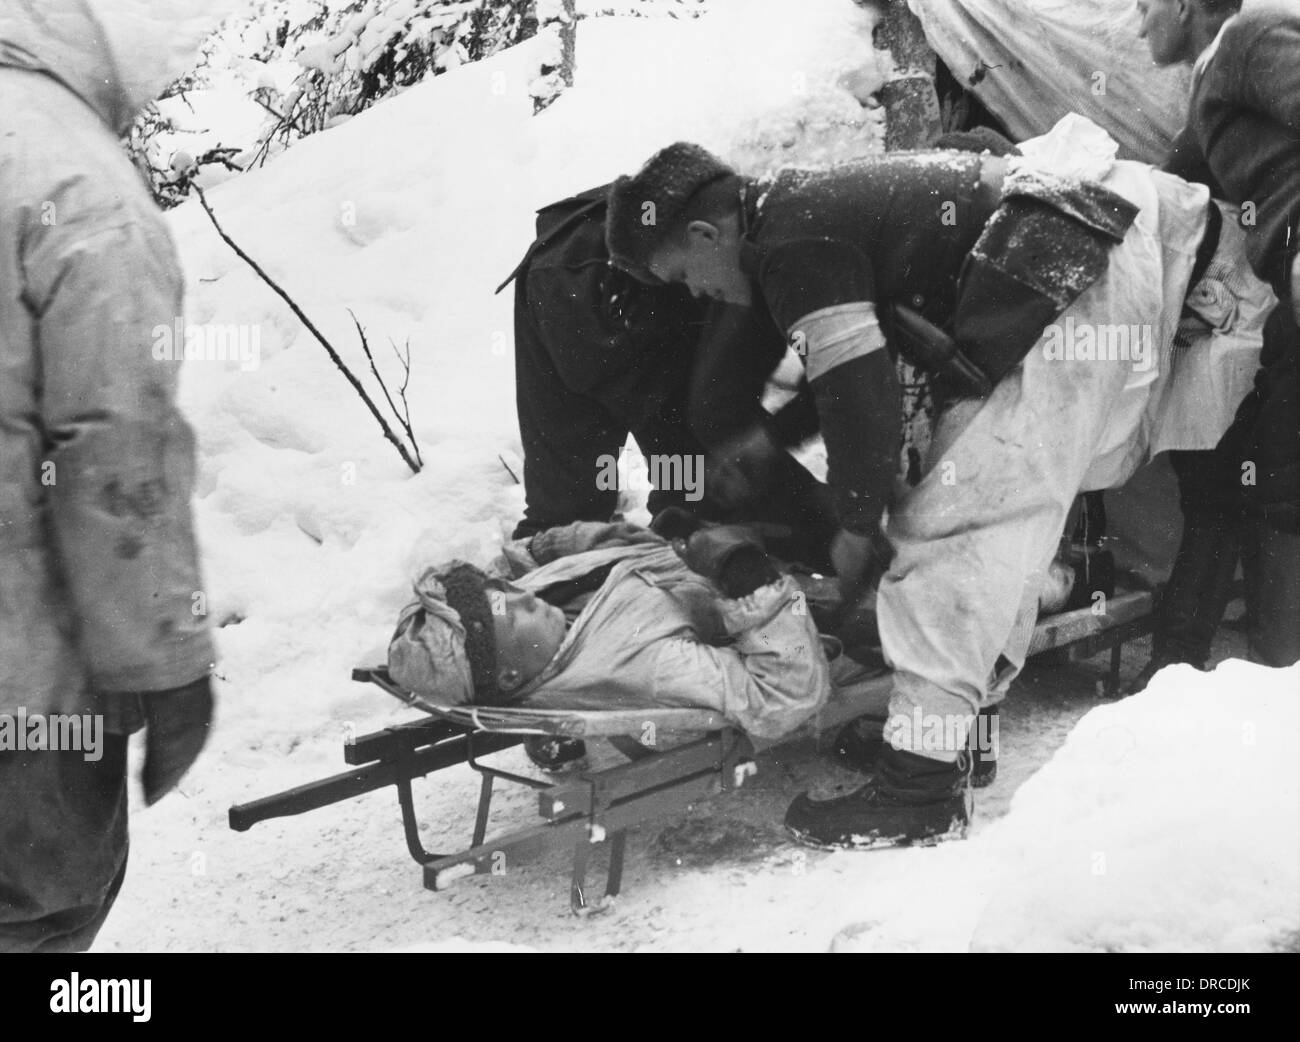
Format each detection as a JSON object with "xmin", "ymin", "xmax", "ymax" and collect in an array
[
  {"xmin": 349, "ymin": 310, "xmax": 403, "ymax": 428},
  {"xmin": 348, "ymin": 311, "xmax": 424, "ymax": 470},
  {"xmin": 191, "ymin": 182, "xmax": 421, "ymax": 474},
  {"xmin": 194, "ymin": 146, "xmax": 245, "ymax": 174},
  {"xmin": 252, "ymin": 93, "xmax": 309, "ymax": 136},
  {"xmin": 389, "ymin": 336, "xmax": 423, "ymax": 468}
]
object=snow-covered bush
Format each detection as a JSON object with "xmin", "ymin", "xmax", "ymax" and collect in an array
[
  {"xmin": 253, "ymin": 0, "xmax": 535, "ymax": 155},
  {"xmin": 127, "ymin": 0, "xmax": 712, "ymax": 206},
  {"xmin": 128, "ymin": 0, "xmax": 536, "ymax": 204}
]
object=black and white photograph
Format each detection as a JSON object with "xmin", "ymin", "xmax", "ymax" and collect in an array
[{"xmin": 1, "ymin": 0, "xmax": 1297, "ymax": 976}]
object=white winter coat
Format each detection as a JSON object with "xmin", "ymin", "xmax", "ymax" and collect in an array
[{"xmin": 0, "ymin": 1, "xmax": 222, "ymax": 715}]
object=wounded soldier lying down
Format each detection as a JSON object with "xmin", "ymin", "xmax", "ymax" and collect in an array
[{"xmin": 387, "ymin": 518, "xmax": 831, "ymax": 743}]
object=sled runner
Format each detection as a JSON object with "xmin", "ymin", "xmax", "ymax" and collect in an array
[{"xmin": 228, "ymin": 587, "xmax": 1154, "ymax": 914}]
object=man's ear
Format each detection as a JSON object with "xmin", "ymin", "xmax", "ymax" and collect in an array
[{"xmin": 686, "ymin": 219, "xmax": 721, "ymax": 245}]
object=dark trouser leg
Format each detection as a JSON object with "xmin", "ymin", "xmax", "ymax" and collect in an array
[
  {"xmin": 0, "ymin": 734, "xmax": 129, "ymax": 953},
  {"xmin": 1155, "ymin": 449, "xmax": 1244, "ymax": 666},
  {"xmin": 1241, "ymin": 521, "xmax": 1300, "ymax": 667},
  {"xmin": 630, "ymin": 408, "xmax": 715, "ymax": 522},
  {"xmin": 1156, "ymin": 515, "xmax": 1240, "ymax": 665},
  {"xmin": 512, "ymin": 281, "xmax": 627, "ymax": 539},
  {"xmin": 1223, "ymin": 306, "xmax": 1300, "ymax": 666}
]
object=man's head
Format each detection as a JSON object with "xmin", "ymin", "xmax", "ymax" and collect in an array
[
  {"xmin": 484, "ymin": 579, "xmax": 568, "ymax": 692},
  {"xmin": 397, "ymin": 562, "xmax": 567, "ymax": 703},
  {"xmin": 1136, "ymin": 0, "xmax": 1242, "ymax": 66},
  {"xmin": 606, "ymin": 142, "xmax": 753, "ymax": 305}
]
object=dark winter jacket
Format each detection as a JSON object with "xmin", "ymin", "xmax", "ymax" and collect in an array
[
  {"xmin": 1173, "ymin": 2, "xmax": 1300, "ymax": 301},
  {"xmin": 506, "ymin": 188, "xmax": 810, "ymax": 539},
  {"xmin": 1167, "ymin": 2, "xmax": 1300, "ymax": 532},
  {"xmin": 739, "ymin": 151, "xmax": 1136, "ymax": 536}
]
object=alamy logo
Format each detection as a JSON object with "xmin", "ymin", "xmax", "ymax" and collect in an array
[
  {"xmin": 0, "ymin": 708, "xmax": 102, "ymax": 762},
  {"xmin": 595, "ymin": 447, "xmax": 704, "ymax": 502},
  {"xmin": 152, "ymin": 318, "xmax": 261, "ymax": 371},
  {"xmin": 1041, "ymin": 317, "xmax": 1154, "ymax": 372},
  {"xmin": 50, "ymin": 974, "xmax": 151, "ymax": 1022},
  {"xmin": 888, "ymin": 707, "xmax": 999, "ymax": 755}
]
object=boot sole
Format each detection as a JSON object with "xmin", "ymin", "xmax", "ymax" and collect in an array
[
  {"xmin": 784, "ymin": 818, "xmax": 970, "ymax": 852},
  {"xmin": 527, "ymin": 756, "xmax": 589, "ymax": 774}
]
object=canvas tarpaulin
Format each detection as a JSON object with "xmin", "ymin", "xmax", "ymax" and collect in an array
[{"xmin": 909, "ymin": 0, "xmax": 1193, "ymax": 163}]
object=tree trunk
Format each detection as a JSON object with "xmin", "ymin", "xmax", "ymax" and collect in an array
[
  {"xmin": 874, "ymin": 0, "xmax": 940, "ymax": 151},
  {"xmin": 532, "ymin": 0, "xmax": 577, "ymax": 113}
]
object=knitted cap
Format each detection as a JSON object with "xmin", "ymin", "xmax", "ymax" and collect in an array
[
  {"xmin": 436, "ymin": 561, "xmax": 499, "ymax": 698},
  {"xmin": 606, "ymin": 142, "xmax": 736, "ymax": 276},
  {"xmin": 387, "ymin": 560, "xmax": 500, "ymax": 705}
]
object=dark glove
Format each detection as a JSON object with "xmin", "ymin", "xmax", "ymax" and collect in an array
[
  {"xmin": 705, "ymin": 425, "xmax": 785, "ymax": 511},
  {"xmin": 674, "ymin": 525, "xmax": 779, "ymax": 599},
  {"xmin": 650, "ymin": 506, "xmax": 704, "ymax": 541},
  {"xmin": 140, "ymin": 676, "xmax": 214, "ymax": 806}
]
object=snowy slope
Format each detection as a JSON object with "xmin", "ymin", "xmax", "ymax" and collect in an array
[
  {"xmin": 162, "ymin": 0, "xmax": 887, "ymax": 737},
  {"xmin": 91, "ymin": 0, "xmax": 1298, "ymax": 952},
  {"xmin": 832, "ymin": 660, "xmax": 1300, "ymax": 953},
  {"xmin": 969, "ymin": 660, "xmax": 1299, "ymax": 953}
]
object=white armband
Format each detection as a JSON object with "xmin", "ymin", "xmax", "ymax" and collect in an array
[{"xmin": 789, "ymin": 302, "xmax": 887, "ymax": 382}]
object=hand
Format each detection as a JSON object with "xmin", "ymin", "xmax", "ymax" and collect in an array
[
  {"xmin": 140, "ymin": 676, "xmax": 214, "ymax": 805},
  {"xmin": 674, "ymin": 525, "xmax": 777, "ymax": 598},
  {"xmin": 706, "ymin": 457, "xmax": 755, "ymax": 511},
  {"xmin": 672, "ymin": 525, "xmax": 763, "ymax": 583},
  {"xmin": 705, "ymin": 426, "xmax": 781, "ymax": 510},
  {"xmin": 650, "ymin": 506, "xmax": 702, "ymax": 541}
]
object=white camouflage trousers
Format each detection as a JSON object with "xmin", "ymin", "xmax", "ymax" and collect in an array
[{"xmin": 878, "ymin": 158, "xmax": 1212, "ymax": 761}]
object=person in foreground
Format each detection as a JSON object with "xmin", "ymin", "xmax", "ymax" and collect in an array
[{"xmin": 0, "ymin": 0, "xmax": 219, "ymax": 952}]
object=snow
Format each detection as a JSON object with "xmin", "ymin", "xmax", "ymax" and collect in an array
[
  {"xmin": 148, "ymin": 0, "xmax": 889, "ymax": 749},
  {"xmin": 833, "ymin": 660, "xmax": 1300, "ymax": 953},
  {"xmin": 971, "ymin": 668, "xmax": 1298, "ymax": 953},
  {"xmin": 88, "ymin": 0, "xmax": 1299, "ymax": 952}
]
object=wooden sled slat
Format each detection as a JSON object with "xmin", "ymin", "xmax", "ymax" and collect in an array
[{"xmin": 1027, "ymin": 588, "xmax": 1152, "ymax": 656}]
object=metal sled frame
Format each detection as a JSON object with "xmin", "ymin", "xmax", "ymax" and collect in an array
[
  {"xmin": 228, "ymin": 588, "xmax": 1154, "ymax": 914},
  {"xmin": 229, "ymin": 666, "xmax": 758, "ymax": 914}
]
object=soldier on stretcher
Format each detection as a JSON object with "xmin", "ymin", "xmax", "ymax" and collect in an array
[{"xmin": 387, "ymin": 515, "xmax": 833, "ymax": 761}]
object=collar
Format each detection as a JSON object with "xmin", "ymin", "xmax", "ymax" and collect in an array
[
  {"xmin": 738, "ymin": 177, "xmax": 765, "ymax": 277},
  {"xmin": 1192, "ymin": 14, "xmax": 1236, "ymax": 86},
  {"xmin": 512, "ymin": 547, "xmax": 665, "ymax": 698}
]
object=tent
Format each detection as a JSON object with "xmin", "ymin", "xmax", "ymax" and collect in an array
[{"xmin": 910, "ymin": 0, "xmax": 1192, "ymax": 164}]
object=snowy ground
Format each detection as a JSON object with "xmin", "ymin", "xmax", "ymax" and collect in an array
[
  {"xmin": 94, "ymin": 627, "xmax": 1299, "ymax": 953},
  {"xmin": 89, "ymin": 0, "xmax": 1298, "ymax": 952}
]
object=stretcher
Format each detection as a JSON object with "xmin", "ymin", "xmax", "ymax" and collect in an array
[{"xmin": 228, "ymin": 586, "xmax": 1155, "ymax": 914}]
